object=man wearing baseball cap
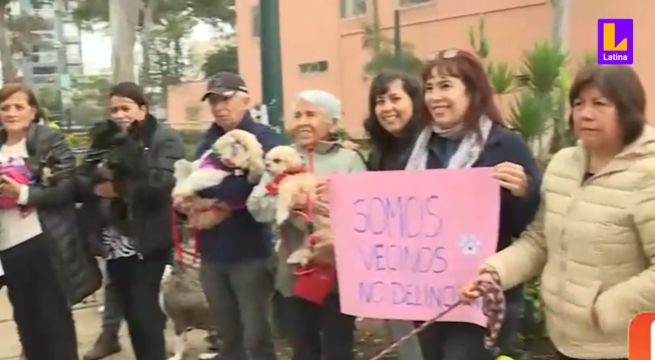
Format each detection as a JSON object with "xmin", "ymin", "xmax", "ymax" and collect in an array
[{"xmin": 194, "ymin": 72, "xmax": 280, "ymax": 360}]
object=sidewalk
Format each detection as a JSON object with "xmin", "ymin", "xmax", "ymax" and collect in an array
[
  {"xmin": 0, "ymin": 288, "xmax": 394, "ymax": 360},
  {"xmin": 0, "ymin": 289, "xmax": 209, "ymax": 360}
]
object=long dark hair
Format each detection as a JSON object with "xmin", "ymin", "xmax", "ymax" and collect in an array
[
  {"xmin": 364, "ymin": 71, "xmax": 425, "ymax": 155},
  {"xmin": 422, "ymin": 49, "xmax": 503, "ymax": 135}
]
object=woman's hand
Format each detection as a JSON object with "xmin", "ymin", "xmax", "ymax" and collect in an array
[
  {"xmin": 0, "ymin": 175, "xmax": 22, "ymax": 198},
  {"xmin": 94, "ymin": 181, "xmax": 118, "ymax": 198},
  {"xmin": 459, "ymin": 271, "xmax": 497, "ymax": 304},
  {"xmin": 493, "ymin": 162, "xmax": 528, "ymax": 198}
]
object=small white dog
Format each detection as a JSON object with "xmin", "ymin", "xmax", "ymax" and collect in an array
[
  {"xmin": 173, "ymin": 129, "xmax": 265, "ymax": 199},
  {"xmin": 264, "ymin": 145, "xmax": 305, "ymax": 182},
  {"xmin": 260, "ymin": 145, "xmax": 318, "ymax": 226}
]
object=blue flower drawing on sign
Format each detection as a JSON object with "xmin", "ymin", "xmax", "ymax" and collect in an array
[{"xmin": 459, "ymin": 234, "xmax": 481, "ymax": 255}]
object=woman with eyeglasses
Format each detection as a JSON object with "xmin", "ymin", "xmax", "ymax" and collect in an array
[{"xmin": 407, "ymin": 49, "xmax": 542, "ymax": 360}]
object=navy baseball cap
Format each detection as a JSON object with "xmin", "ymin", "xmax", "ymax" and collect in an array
[{"xmin": 201, "ymin": 72, "xmax": 249, "ymax": 101}]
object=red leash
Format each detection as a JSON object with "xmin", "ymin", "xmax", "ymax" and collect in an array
[
  {"xmin": 171, "ymin": 210, "xmax": 200, "ymax": 267},
  {"xmin": 172, "ymin": 210, "xmax": 183, "ymax": 262}
]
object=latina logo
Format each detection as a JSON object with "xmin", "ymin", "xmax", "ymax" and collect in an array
[{"xmin": 597, "ymin": 18, "xmax": 633, "ymax": 65}]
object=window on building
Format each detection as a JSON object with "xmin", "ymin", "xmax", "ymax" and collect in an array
[
  {"xmin": 66, "ymin": 44, "xmax": 81, "ymax": 64},
  {"xmin": 63, "ymin": 23, "xmax": 79, "ymax": 43},
  {"xmin": 299, "ymin": 61, "xmax": 329, "ymax": 74},
  {"xmin": 252, "ymin": 3, "xmax": 260, "ymax": 37},
  {"xmin": 68, "ymin": 64, "xmax": 82, "ymax": 77},
  {"xmin": 186, "ymin": 105, "xmax": 201, "ymax": 122},
  {"xmin": 33, "ymin": 66, "xmax": 57, "ymax": 75},
  {"xmin": 398, "ymin": 0, "xmax": 432, "ymax": 8},
  {"xmin": 340, "ymin": 0, "xmax": 366, "ymax": 18},
  {"xmin": 31, "ymin": 51, "xmax": 57, "ymax": 63}
]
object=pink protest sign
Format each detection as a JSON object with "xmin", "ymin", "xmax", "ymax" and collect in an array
[{"xmin": 327, "ymin": 167, "xmax": 500, "ymax": 326}]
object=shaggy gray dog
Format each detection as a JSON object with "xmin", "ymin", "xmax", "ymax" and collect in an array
[{"xmin": 161, "ymin": 263, "xmax": 218, "ymax": 360}]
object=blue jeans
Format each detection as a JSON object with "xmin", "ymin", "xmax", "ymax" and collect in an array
[{"xmin": 102, "ymin": 280, "xmax": 124, "ymax": 333}]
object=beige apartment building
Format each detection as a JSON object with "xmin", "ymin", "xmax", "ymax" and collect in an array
[{"xmin": 167, "ymin": 0, "xmax": 655, "ymax": 136}]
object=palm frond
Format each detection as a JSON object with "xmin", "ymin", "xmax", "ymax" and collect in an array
[
  {"xmin": 509, "ymin": 90, "xmax": 547, "ymax": 141},
  {"xmin": 522, "ymin": 41, "xmax": 567, "ymax": 95},
  {"xmin": 486, "ymin": 61, "xmax": 514, "ymax": 94}
]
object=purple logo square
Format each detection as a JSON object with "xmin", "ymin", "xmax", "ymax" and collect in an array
[{"xmin": 598, "ymin": 19, "xmax": 633, "ymax": 65}]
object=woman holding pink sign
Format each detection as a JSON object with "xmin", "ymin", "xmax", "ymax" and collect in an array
[
  {"xmin": 401, "ymin": 49, "xmax": 542, "ymax": 360},
  {"xmin": 461, "ymin": 64, "xmax": 654, "ymax": 360}
]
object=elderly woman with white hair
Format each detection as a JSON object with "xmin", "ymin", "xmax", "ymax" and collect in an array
[{"xmin": 247, "ymin": 90, "xmax": 365, "ymax": 360}]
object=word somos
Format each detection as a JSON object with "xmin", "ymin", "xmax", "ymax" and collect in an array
[{"xmin": 352, "ymin": 195, "xmax": 443, "ymax": 239}]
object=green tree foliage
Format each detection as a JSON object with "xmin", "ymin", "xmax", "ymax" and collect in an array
[
  {"xmin": 202, "ymin": 43, "xmax": 238, "ymax": 78},
  {"xmin": 74, "ymin": 0, "xmax": 234, "ymax": 28},
  {"xmin": 69, "ymin": 75, "xmax": 112, "ymax": 125},
  {"xmin": 36, "ymin": 85, "xmax": 62, "ymax": 116},
  {"xmin": 361, "ymin": 0, "xmax": 422, "ymax": 77},
  {"xmin": 468, "ymin": 15, "xmax": 489, "ymax": 60},
  {"xmin": 72, "ymin": 0, "xmax": 109, "ymax": 28},
  {"xmin": 0, "ymin": 0, "xmax": 51, "ymax": 82}
]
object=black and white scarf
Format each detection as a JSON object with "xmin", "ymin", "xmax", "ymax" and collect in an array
[{"xmin": 405, "ymin": 115, "xmax": 493, "ymax": 170}]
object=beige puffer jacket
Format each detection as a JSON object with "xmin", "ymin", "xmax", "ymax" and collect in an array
[{"xmin": 485, "ymin": 125, "xmax": 655, "ymax": 359}]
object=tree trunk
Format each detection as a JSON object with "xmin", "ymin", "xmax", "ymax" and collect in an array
[
  {"xmin": 551, "ymin": 0, "xmax": 570, "ymax": 52},
  {"xmin": 139, "ymin": 0, "xmax": 155, "ymax": 85},
  {"xmin": 0, "ymin": 4, "xmax": 17, "ymax": 83},
  {"xmin": 110, "ymin": 0, "xmax": 139, "ymax": 83},
  {"xmin": 550, "ymin": 0, "xmax": 570, "ymax": 154},
  {"xmin": 371, "ymin": 0, "xmax": 381, "ymax": 53}
]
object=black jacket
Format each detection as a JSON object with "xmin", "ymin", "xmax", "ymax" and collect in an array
[
  {"xmin": 1, "ymin": 124, "xmax": 103, "ymax": 305},
  {"xmin": 77, "ymin": 115, "xmax": 185, "ymax": 257},
  {"xmin": 368, "ymin": 123, "xmax": 543, "ymax": 302}
]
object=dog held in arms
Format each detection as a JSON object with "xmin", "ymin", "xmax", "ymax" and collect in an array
[
  {"xmin": 86, "ymin": 121, "xmax": 218, "ymax": 359},
  {"xmin": 172, "ymin": 129, "xmax": 265, "ymax": 229},
  {"xmin": 83, "ymin": 119, "xmax": 148, "ymax": 235},
  {"xmin": 263, "ymin": 145, "xmax": 325, "ymax": 266},
  {"xmin": 163, "ymin": 129, "xmax": 265, "ymax": 359}
]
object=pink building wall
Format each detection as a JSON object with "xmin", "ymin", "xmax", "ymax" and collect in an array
[
  {"xmin": 168, "ymin": 0, "xmax": 655, "ymax": 134},
  {"xmin": 166, "ymin": 81, "xmax": 214, "ymax": 130}
]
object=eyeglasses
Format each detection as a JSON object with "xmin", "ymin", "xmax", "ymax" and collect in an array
[{"xmin": 427, "ymin": 48, "xmax": 461, "ymax": 61}]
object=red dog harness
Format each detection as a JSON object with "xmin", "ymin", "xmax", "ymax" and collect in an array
[{"xmin": 265, "ymin": 168, "xmax": 305, "ymax": 195}]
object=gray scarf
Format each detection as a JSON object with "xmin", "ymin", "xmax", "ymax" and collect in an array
[{"xmin": 405, "ymin": 115, "xmax": 493, "ymax": 170}]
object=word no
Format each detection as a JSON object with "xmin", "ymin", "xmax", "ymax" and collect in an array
[{"xmin": 358, "ymin": 281, "xmax": 482, "ymax": 310}]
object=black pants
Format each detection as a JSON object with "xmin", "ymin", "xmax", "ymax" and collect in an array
[
  {"xmin": 107, "ymin": 251, "xmax": 167, "ymax": 360},
  {"xmin": 557, "ymin": 353, "xmax": 627, "ymax": 360},
  {"xmin": 417, "ymin": 322, "xmax": 493, "ymax": 360},
  {"xmin": 0, "ymin": 235, "xmax": 78, "ymax": 360},
  {"xmin": 290, "ymin": 294, "xmax": 355, "ymax": 360}
]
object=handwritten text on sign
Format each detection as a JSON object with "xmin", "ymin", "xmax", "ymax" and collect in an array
[{"xmin": 328, "ymin": 168, "xmax": 500, "ymax": 326}]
